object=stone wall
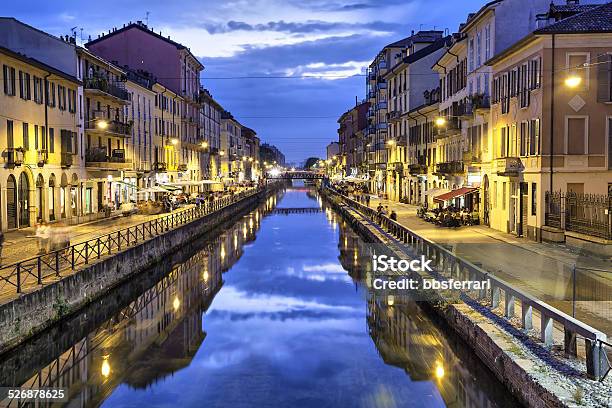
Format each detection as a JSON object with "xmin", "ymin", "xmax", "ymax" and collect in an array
[{"xmin": 0, "ymin": 189, "xmax": 273, "ymax": 354}]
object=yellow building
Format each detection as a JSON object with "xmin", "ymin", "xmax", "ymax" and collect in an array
[
  {"xmin": 0, "ymin": 45, "xmax": 83, "ymax": 230},
  {"xmin": 487, "ymin": 4, "xmax": 612, "ymax": 245},
  {"xmin": 152, "ymin": 82, "xmax": 181, "ymax": 185}
]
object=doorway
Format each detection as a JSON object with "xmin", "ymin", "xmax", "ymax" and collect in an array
[
  {"xmin": 18, "ymin": 172, "xmax": 30, "ymax": 227},
  {"xmin": 7, "ymin": 175, "xmax": 17, "ymax": 229}
]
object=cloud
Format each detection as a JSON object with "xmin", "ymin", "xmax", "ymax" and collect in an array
[{"xmin": 201, "ymin": 20, "xmax": 400, "ymax": 35}]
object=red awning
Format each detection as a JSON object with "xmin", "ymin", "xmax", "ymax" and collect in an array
[{"xmin": 434, "ymin": 187, "xmax": 478, "ymax": 203}]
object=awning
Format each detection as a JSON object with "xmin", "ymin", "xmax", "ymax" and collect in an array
[
  {"xmin": 434, "ymin": 187, "xmax": 478, "ymax": 203},
  {"xmin": 157, "ymin": 184, "xmax": 182, "ymax": 192},
  {"xmin": 344, "ymin": 177, "xmax": 369, "ymax": 183},
  {"xmin": 136, "ymin": 186, "xmax": 168, "ymax": 195},
  {"xmin": 424, "ymin": 188, "xmax": 450, "ymax": 196}
]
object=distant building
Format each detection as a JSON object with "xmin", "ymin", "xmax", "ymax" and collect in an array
[{"xmin": 259, "ymin": 143, "xmax": 285, "ymax": 166}]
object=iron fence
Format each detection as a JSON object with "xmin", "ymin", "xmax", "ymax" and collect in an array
[
  {"xmin": 324, "ymin": 186, "xmax": 609, "ymax": 380},
  {"xmin": 545, "ymin": 191, "xmax": 611, "ymax": 239},
  {"xmin": 0, "ymin": 186, "xmax": 266, "ymax": 296}
]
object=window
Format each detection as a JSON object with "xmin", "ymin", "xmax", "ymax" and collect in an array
[
  {"xmin": 22, "ymin": 122, "xmax": 29, "ymax": 150},
  {"xmin": 33, "ymin": 76, "xmax": 43, "ymax": 103},
  {"xmin": 49, "ymin": 128, "xmax": 55, "ymax": 153},
  {"xmin": 493, "ymin": 181, "xmax": 497, "ymax": 208},
  {"xmin": 469, "ymin": 39, "xmax": 474, "ymax": 72},
  {"xmin": 566, "ymin": 116, "xmax": 587, "ymax": 154},
  {"xmin": 19, "ymin": 71, "xmax": 31, "ymax": 100},
  {"xmin": 3, "ymin": 65, "xmax": 16, "ymax": 95},
  {"xmin": 530, "ymin": 57, "xmax": 541, "ymax": 90},
  {"xmin": 485, "ymin": 24, "xmax": 491, "ymax": 60},
  {"xmin": 502, "ymin": 182, "xmax": 507, "ymax": 210},
  {"xmin": 529, "ymin": 118, "xmax": 540, "ymax": 155},
  {"xmin": 476, "ymin": 31, "xmax": 482, "ymax": 67},
  {"xmin": 7, "ymin": 120, "xmax": 14, "ymax": 148},
  {"xmin": 520, "ymin": 121, "xmax": 528, "ymax": 156},
  {"xmin": 596, "ymin": 54, "xmax": 612, "ymax": 102},
  {"xmin": 34, "ymin": 125, "xmax": 39, "ymax": 150},
  {"xmin": 531, "ymin": 183, "xmax": 537, "ymax": 216},
  {"xmin": 566, "ymin": 53, "xmax": 589, "ymax": 90}
]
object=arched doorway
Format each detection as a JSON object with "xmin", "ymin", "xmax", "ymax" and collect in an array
[
  {"xmin": 483, "ymin": 174, "xmax": 490, "ymax": 226},
  {"xmin": 71, "ymin": 174, "xmax": 79, "ymax": 217},
  {"xmin": 36, "ymin": 174, "xmax": 44, "ymax": 222},
  {"xmin": 18, "ymin": 172, "xmax": 30, "ymax": 227},
  {"xmin": 49, "ymin": 174, "xmax": 56, "ymax": 221},
  {"xmin": 60, "ymin": 173, "xmax": 68, "ymax": 218},
  {"xmin": 7, "ymin": 175, "xmax": 17, "ymax": 229}
]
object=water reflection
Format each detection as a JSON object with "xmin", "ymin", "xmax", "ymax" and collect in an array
[{"xmin": 0, "ymin": 186, "xmax": 518, "ymax": 407}]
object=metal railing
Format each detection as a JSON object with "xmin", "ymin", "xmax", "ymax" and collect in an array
[
  {"xmin": 545, "ymin": 191, "xmax": 611, "ymax": 239},
  {"xmin": 325, "ymin": 186, "xmax": 609, "ymax": 380},
  {"xmin": 0, "ymin": 186, "xmax": 268, "ymax": 297}
]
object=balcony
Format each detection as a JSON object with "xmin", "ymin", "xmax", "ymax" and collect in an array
[
  {"xmin": 367, "ymin": 109, "xmax": 375, "ymax": 119},
  {"xmin": 408, "ymin": 163, "xmax": 427, "ymax": 175},
  {"xmin": 388, "ymin": 110, "xmax": 401, "ymax": 122},
  {"xmin": 435, "ymin": 161, "xmax": 464, "ymax": 175},
  {"xmin": 471, "ymin": 93, "xmax": 490, "ymax": 113},
  {"xmin": 4, "ymin": 147, "xmax": 24, "ymax": 168},
  {"xmin": 435, "ymin": 117, "xmax": 461, "ymax": 139},
  {"xmin": 37, "ymin": 149, "xmax": 48, "ymax": 167},
  {"xmin": 376, "ymin": 101, "xmax": 388, "ymax": 110},
  {"xmin": 495, "ymin": 157, "xmax": 522, "ymax": 176},
  {"xmin": 178, "ymin": 164, "xmax": 188, "ymax": 172},
  {"xmin": 378, "ymin": 61, "xmax": 387, "ymax": 71},
  {"xmin": 154, "ymin": 161, "xmax": 167, "ymax": 172},
  {"xmin": 367, "ymin": 90, "xmax": 376, "ymax": 100},
  {"xmin": 61, "ymin": 152, "xmax": 73, "ymax": 168},
  {"xmin": 85, "ymin": 147, "xmax": 132, "ymax": 170},
  {"xmin": 86, "ymin": 119, "xmax": 132, "ymax": 138},
  {"xmin": 368, "ymin": 71, "xmax": 376, "ymax": 81},
  {"xmin": 84, "ymin": 77, "xmax": 129, "ymax": 102}
]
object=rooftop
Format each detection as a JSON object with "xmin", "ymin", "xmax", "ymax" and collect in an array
[{"xmin": 535, "ymin": 2, "xmax": 612, "ymax": 33}]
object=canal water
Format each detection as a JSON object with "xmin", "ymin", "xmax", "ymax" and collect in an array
[{"xmin": 0, "ymin": 184, "xmax": 520, "ymax": 407}]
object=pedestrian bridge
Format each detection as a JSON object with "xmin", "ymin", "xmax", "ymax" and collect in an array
[
  {"xmin": 272, "ymin": 207, "xmax": 323, "ymax": 215},
  {"xmin": 267, "ymin": 171, "xmax": 325, "ymax": 180}
]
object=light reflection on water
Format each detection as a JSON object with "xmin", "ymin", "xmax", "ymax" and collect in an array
[{"xmin": 0, "ymin": 184, "xmax": 520, "ymax": 408}]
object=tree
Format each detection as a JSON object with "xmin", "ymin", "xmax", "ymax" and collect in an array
[{"xmin": 304, "ymin": 157, "xmax": 321, "ymax": 169}]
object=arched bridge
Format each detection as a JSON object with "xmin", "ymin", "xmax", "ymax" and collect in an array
[{"xmin": 266, "ymin": 171, "xmax": 325, "ymax": 180}]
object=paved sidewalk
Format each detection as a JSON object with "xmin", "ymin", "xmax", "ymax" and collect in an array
[
  {"xmin": 372, "ymin": 198, "xmax": 612, "ymax": 335},
  {"xmin": 0, "ymin": 206, "xmax": 196, "ymax": 266}
]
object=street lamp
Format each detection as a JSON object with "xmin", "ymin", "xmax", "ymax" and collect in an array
[
  {"xmin": 170, "ymin": 138, "xmax": 178, "ymax": 145},
  {"xmin": 386, "ymin": 139, "xmax": 395, "ymax": 146},
  {"xmin": 201, "ymin": 141, "xmax": 208, "ymax": 149},
  {"xmin": 564, "ymin": 75, "xmax": 582, "ymax": 88},
  {"xmin": 219, "ymin": 150, "xmax": 225, "ymax": 156},
  {"xmin": 434, "ymin": 117, "xmax": 446, "ymax": 127},
  {"xmin": 97, "ymin": 119, "xmax": 109, "ymax": 129}
]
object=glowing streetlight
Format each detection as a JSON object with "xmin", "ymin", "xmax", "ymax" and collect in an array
[
  {"xmin": 173, "ymin": 296, "xmax": 180, "ymax": 311},
  {"xmin": 101, "ymin": 355, "xmax": 111, "ymax": 378},
  {"xmin": 434, "ymin": 361, "xmax": 445, "ymax": 380},
  {"xmin": 435, "ymin": 117, "xmax": 446, "ymax": 127},
  {"xmin": 386, "ymin": 139, "xmax": 395, "ymax": 146},
  {"xmin": 242, "ymin": 156, "xmax": 248, "ymax": 161},
  {"xmin": 170, "ymin": 138, "xmax": 178, "ymax": 145},
  {"xmin": 97, "ymin": 120, "xmax": 109, "ymax": 129},
  {"xmin": 565, "ymin": 75, "xmax": 582, "ymax": 88},
  {"xmin": 201, "ymin": 141, "xmax": 209, "ymax": 149},
  {"xmin": 219, "ymin": 150, "xmax": 225, "ymax": 156}
]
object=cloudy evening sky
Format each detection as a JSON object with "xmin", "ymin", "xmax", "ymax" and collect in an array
[{"xmin": 5, "ymin": 0, "xmax": 488, "ymax": 163}]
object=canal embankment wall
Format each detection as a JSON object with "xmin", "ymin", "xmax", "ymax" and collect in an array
[
  {"xmin": 321, "ymin": 189, "xmax": 589, "ymax": 408},
  {"xmin": 0, "ymin": 185, "xmax": 283, "ymax": 354}
]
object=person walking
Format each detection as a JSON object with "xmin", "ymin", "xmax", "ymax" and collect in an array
[
  {"xmin": 390, "ymin": 210, "xmax": 398, "ymax": 221},
  {"xmin": 35, "ymin": 219, "xmax": 49, "ymax": 254}
]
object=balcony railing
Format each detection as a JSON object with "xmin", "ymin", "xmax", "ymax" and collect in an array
[
  {"xmin": 85, "ymin": 147, "xmax": 131, "ymax": 169},
  {"xmin": 154, "ymin": 161, "xmax": 167, "ymax": 171},
  {"xmin": 85, "ymin": 119, "xmax": 132, "ymax": 137},
  {"xmin": 367, "ymin": 109, "xmax": 375, "ymax": 119},
  {"xmin": 61, "ymin": 152, "xmax": 73, "ymax": 168},
  {"xmin": 37, "ymin": 149, "xmax": 48, "ymax": 167},
  {"xmin": 388, "ymin": 110, "xmax": 401, "ymax": 121},
  {"xmin": 84, "ymin": 77, "xmax": 129, "ymax": 101},
  {"xmin": 178, "ymin": 164, "xmax": 188, "ymax": 172},
  {"xmin": 435, "ymin": 161, "xmax": 464, "ymax": 175},
  {"xmin": 495, "ymin": 157, "xmax": 522, "ymax": 176},
  {"xmin": 408, "ymin": 163, "xmax": 427, "ymax": 175},
  {"xmin": 376, "ymin": 101, "xmax": 387, "ymax": 110},
  {"xmin": 462, "ymin": 151, "xmax": 482, "ymax": 165},
  {"xmin": 4, "ymin": 147, "xmax": 24, "ymax": 168},
  {"xmin": 435, "ymin": 117, "xmax": 461, "ymax": 138}
]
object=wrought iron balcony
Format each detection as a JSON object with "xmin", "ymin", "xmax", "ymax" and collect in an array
[
  {"xmin": 86, "ymin": 147, "xmax": 131, "ymax": 170},
  {"xmin": 178, "ymin": 164, "xmax": 188, "ymax": 172},
  {"xmin": 85, "ymin": 119, "xmax": 132, "ymax": 137},
  {"xmin": 435, "ymin": 161, "xmax": 464, "ymax": 175},
  {"xmin": 388, "ymin": 110, "xmax": 401, "ymax": 121},
  {"xmin": 61, "ymin": 152, "xmax": 73, "ymax": 168},
  {"xmin": 408, "ymin": 163, "xmax": 427, "ymax": 175},
  {"xmin": 84, "ymin": 77, "xmax": 129, "ymax": 101},
  {"xmin": 37, "ymin": 149, "xmax": 48, "ymax": 167},
  {"xmin": 154, "ymin": 161, "xmax": 167, "ymax": 171},
  {"xmin": 4, "ymin": 147, "xmax": 24, "ymax": 168}
]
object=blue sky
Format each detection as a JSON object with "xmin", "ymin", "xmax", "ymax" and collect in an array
[{"xmin": 5, "ymin": 0, "xmax": 487, "ymax": 163}]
